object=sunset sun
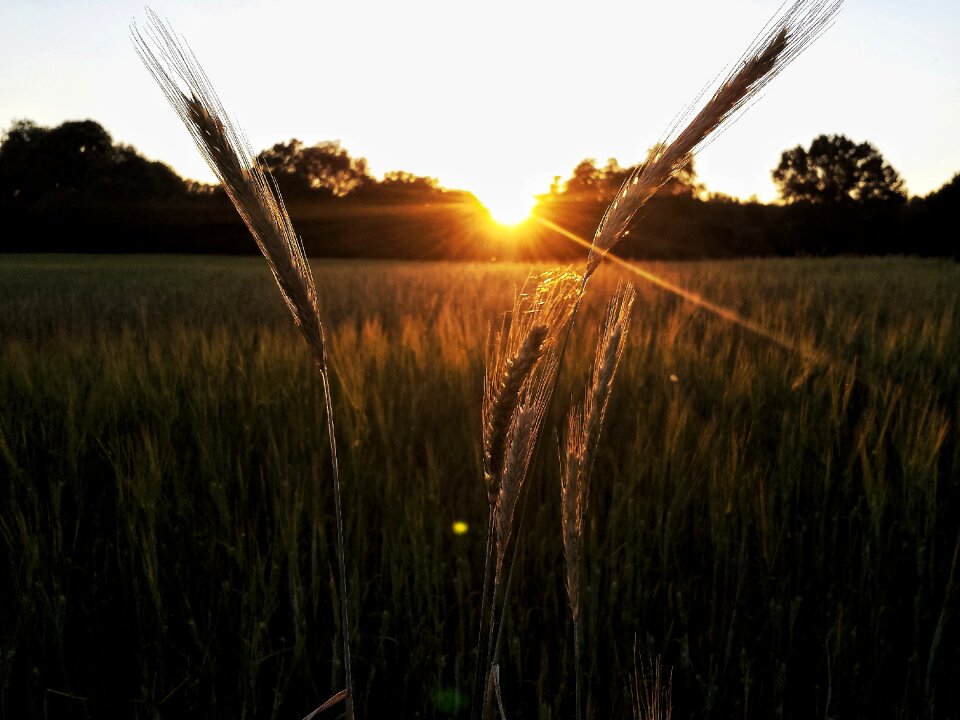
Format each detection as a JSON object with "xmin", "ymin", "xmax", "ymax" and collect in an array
[{"xmin": 480, "ymin": 192, "xmax": 537, "ymax": 227}]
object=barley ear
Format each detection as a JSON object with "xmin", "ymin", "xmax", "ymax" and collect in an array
[
  {"xmin": 481, "ymin": 269, "xmax": 582, "ymax": 508},
  {"xmin": 586, "ymin": 0, "xmax": 843, "ymax": 277},
  {"xmin": 132, "ymin": 12, "xmax": 354, "ymax": 719},
  {"xmin": 561, "ymin": 281, "xmax": 636, "ymax": 610},
  {"xmin": 561, "ymin": 283, "xmax": 636, "ymax": 720},
  {"xmin": 131, "ymin": 11, "xmax": 325, "ymax": 363},
  {"xmin": 477, "ymin": 270, "xmax": 580, "ymax": 720},
  {"xmin": 483, "ymin": 325, "xmax": 548, "ymax": 503}
]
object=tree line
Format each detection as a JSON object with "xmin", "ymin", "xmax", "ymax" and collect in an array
[
  {"xmin": 0, "ymin": 119, "xmax": 463, "ymax": 207},
  {"xmin": 1, "ymin": 118, "xmax": 956, "ymax": 259}
]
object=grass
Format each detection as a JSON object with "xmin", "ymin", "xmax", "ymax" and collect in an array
[{"xmin": 1, "ymin": 253, "xmax": 958, "ymax": 719}]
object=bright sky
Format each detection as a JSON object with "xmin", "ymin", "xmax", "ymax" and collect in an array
[{"xmin": 1, "ymin": 0, "xmax": 958, "ymax": 210}]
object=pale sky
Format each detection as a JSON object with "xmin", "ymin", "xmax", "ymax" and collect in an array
[{"xmin": 1, "ymin": 0, "xmax": 958, "ymax": 212}]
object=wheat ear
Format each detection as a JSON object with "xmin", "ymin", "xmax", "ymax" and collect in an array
[
  {"xmin": 561, "ymin": 283, "xmax": 636, "ymax": 720},
  {"xmin": 132, "ymin": 12, "xmax": 354, "ymax": 719},
  {"xmin": 586, "ymin": 0, "xmax": 843, "ymax": 278},
  {"xmin": 474, "ymin": 269, "xmax": 581, "ymax": 720},
  {"xmin": 562, "ymin": 284, "xmax": 636, "ymax": 610},
  {"xmin": 483, "ymin": 325, "xmax": 548, "ymax": 503},
  {"xmin": 133, "ymin": 13, "xmax": 325, "ymax": 361},
  {"xmin": 494, "ymin": 365, "xmax": 556, "ymax": 577},
  {"xmin": 481, "ymin": 269, "xmax": 583, "ymax": 512},
  {"xmin": 481, "ymin": 270, "xmax": 581, "ymax": 573}
]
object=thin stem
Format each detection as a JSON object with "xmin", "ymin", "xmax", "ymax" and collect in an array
[
  {"xmin": 481, "ymin": 571, "xmax": 502, "ymax": 720},
  {"xmin": 573, "ymin": 617, "xmax": 582, "ymax": 720},
  {"xmin": 472, "ymin": 506, "xmax": 496, "ymax": 720},
  {"xmin": 319, "ymin": 360, "xmax": 354, "ymax": 720},
  {"xmin": 480, "ymin": 438, "xmax": 540, "ymax": 719}
]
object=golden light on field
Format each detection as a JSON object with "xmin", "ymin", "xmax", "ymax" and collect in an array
[{"xmin": 480, "ymin": 192, "xmax": 537, "ymax": 227}]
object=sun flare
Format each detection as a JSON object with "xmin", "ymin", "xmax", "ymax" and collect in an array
[{"xmin": 481, "ymin": 192, "xmax": 536, "ymax": 227}]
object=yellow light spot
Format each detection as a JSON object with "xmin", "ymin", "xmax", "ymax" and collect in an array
[{"xmin": 452, "ymin": 521, "xmax": 469, "ymax": 535}]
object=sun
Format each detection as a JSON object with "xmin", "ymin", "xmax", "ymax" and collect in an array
[{"xmin": 480, "ymin": 191, "xmax": 537, "ymax": 227}]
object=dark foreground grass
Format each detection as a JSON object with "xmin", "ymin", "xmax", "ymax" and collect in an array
[{"xmin": 1, "ymin": 254, "xmax": 958, "ymax": 719}]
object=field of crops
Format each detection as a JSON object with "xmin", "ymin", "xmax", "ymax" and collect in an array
[{"xmin": 2, "ymin": 254, "xmax": 958, "ymax": 719}]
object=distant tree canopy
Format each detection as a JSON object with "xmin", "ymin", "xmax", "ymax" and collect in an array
[
  {"xmin": 556, "ymin": 147, "xmax": 700, "ymax": 203},
  {"xmin": 360, "ymin": 170, "xmax": 447, "ymax": 203},
  {"xmin": 902, "ymin": 172, "xmax": 960, "ymax": 259},
  {"xmin": 922, "ymin": 171, "xmax": 959, "ymax": 209},
  {"xmin": 773, "ymin": 134, "xmax": 906, "ymax": 204},
  {"xmin": 4, "ymin": 116, "xmax": 958, "ymax": 259},
  {"xmin": 0, "ymin": 119, "xmax": 185, "ymax": 208},
  {"xmin": 256, "ymin": 139, "xmax": 372, "ymax": 197},
  {"xmin": 379, "ymin": 171, "xmax": 438, "ymax": 189},
  {"xmin": 253, "ymin": 140, "xmax": 455, "ymax": 205}
]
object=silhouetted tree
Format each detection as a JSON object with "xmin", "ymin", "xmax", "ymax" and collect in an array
[
  {"xmin": 362, "ymin": 170, "xmax": 445, "ymax": 201},
  {"xmin": 563, "ymin": 158, "xmax": 605, "ymax": 200},
  {"xmin": 0, "ymin": 120, "xmax": 47, "ymax": 206},
  {"xmin": 255, "ymin": 139, "xmax": 308, "ymax": 194},
  {"xmin": 599, "ymin": 158, "xmax": 630, "ymax": 195},
  {"xmin": 88, "ymin": 144, "xmax": 186, "ymax": 199},
  {"xmin": 0, "ymin": 119, "xmax": 184, "ymax": 208},
  {"xmin": 932, "ymin": 174, "xmax": 960, "ymax": 259},
  {"xmin": 1, "ymin": 119, "xmax": 113, "ymax": 205},
  {"xmin": 379, "ymin": 170, "xmax": 438, "ymax": 190},
  {"xmin": 558, "ymin": 149, "xmax": 700, "ymax": 203},
  {"xmin": 904, "ymin": 172, "xmax": 960, "ymax": 257},
  {"xmin": 257, "ymin": 139, "xmax": 371, "ymax": 197},
  {"xmin": 773, "ymin": 134, "xmax": 906, "ymax": 204},
  {"xmin": 923, "ymin": 172, "xmax": 959, "ymax": 211}
]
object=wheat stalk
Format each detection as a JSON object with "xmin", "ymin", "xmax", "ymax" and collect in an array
[
  {"xmin": 494, "ymin": 366, "xmax": 554, "ymax": 578},
  {"xmin": 133, "ymin": 14, "xmax": 326, "ymax": 362},
  {"xmin": 560, "ymin": 283, "xmax": 636, "ymax": 720},
  {"xmin": 561, "ymin": 284, "xmax": 637, "ymax": 608},
  {"xmin": 132, "ymin": 12, "xmax": 355, "ymax": 720},
  {"xmin": 586, "ymin": 0, "xmax": 843, "ymax": 278},
  {"xmin": 483, "ymin": 325, "xmax": 548, "ymax": 503},
  {"xmin": 481, "ymin": 269, "xmax": 582, "ymax": 513},
  {"xmin": 569, "ymin": 8, "xmax": 843, "ymax": 705},
  {"xmin": 564, "ymin": 284, "xmax": 637, "ymax": 493},
  {"xmin": 482, "ymin": 270, "xmax": 581, "ymax": 574},
  {"xmin": 474, "ymin": 268, "xmax": 580, "ymax": 720}
]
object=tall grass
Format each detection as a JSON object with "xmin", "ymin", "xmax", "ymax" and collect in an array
[{"xmin": 1, "ymin": 255, "xmax": 958, "ymax": 718}]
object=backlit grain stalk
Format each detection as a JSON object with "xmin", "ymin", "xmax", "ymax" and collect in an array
[
  {"xmin": 586, "ymin": 0, "xmax": 843, "ymax": 279},
  {"xmin": 132, "ymin": 13, "xmax": 355, "ymax": 720},
  {"xmin": 481, "ymin": 269, "xmax": 582, "ymax": 521},
  {"xmin": 475, "ymin": 269, "xmax": 581, "ymax": 720},
  {"xmin": 483, "ymin": 324, "xmax": 548, "ymax": 503},
  {"xmin": 561, "ymin": 284, "xmax": 636, "ymax": 720}
]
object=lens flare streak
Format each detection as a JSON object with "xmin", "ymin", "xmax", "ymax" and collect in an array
[{"xmin": 534, "ymin": 215, "xmax": 824, "ymax": 365}]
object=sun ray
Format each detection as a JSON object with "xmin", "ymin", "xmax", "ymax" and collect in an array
[{"xmin": 533, "ymin": 215, "xmax": 826, "ymax": 366}]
